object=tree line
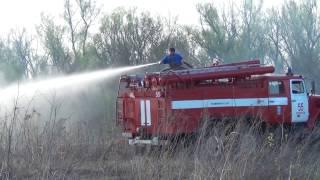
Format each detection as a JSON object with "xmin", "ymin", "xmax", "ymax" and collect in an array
[{"xmin": 1, "ymin": 0, "xmax": 320, "ymax": 86}]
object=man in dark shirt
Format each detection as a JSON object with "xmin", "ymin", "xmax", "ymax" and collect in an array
[{"xmin": 159, "ymin": 47, "xmax": 184, "ymax": 71}]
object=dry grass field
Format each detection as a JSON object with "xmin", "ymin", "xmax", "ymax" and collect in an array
[{"xmin": 1, "ymin": 102, "xmax": 320, "ymax": 180}]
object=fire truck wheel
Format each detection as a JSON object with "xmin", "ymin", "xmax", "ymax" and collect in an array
[
  {"xmin": 134, "ymin": 145, "xmax": 165, "ymax": 156},
  {"xmin": 134, "ymin": 145, "xmax": 146, "ymax": 155},
  {"xmin": 146, "ymin": 145, "xmax": 164, "ymax": 157}
]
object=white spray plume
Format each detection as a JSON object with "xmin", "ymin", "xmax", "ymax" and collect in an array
[{"xmin": 0, "ymin": 63, "xmax": 156, "ymax": 103}]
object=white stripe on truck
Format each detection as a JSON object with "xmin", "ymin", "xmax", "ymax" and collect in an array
[
  {"xmin": 140, "ymin": 99, "xmax": 152, "ymax": 126},
  {"xmin": 140, "ymin": 100, "xmax": 145, "ymax": 125},
  {"xmin": 146, "ymin": 100, "xmax": 152, "ymax": 126},
  {"xmin": 172, "ymin": 97, "xmax": 288, "ymax": 110}
]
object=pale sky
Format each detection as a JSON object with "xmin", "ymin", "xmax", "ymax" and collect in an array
[{"xmin": 0, "ymin": 0, "xmax": 284, "ymax": 36}]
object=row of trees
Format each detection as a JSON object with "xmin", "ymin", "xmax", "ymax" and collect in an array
[{"xmin": 1, "ymin": 0, "xmax": 320, "ymax": 85}]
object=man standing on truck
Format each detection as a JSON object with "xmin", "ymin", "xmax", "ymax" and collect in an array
[{"xmin": 159, "ymin": 47, "xmax": 185, "ymax": 71}]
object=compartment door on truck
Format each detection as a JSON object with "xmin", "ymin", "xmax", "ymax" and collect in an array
[
  {"xmin": 290, "ymin": 80, "xmax": 309, "ymax": 123},
  {"xmin": 268, "ymin": 80, "xmax": 289, "ymax": 123}
]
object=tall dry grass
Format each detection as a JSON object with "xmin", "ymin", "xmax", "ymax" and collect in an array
[{"xmin": 0, "ymin": 96, "xmax": 320, "ymax": 180}]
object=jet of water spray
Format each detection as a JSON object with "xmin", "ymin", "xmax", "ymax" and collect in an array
[{"xmin": 0, "ymin": 62, "xmax": 157, "ymax": 103}]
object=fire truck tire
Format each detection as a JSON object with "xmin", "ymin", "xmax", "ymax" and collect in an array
[
  {"xmin": 302, "ymin": 122, "xmax": 320, "ymax": 148},
  {"xmin": 197, "ymin": 118, "xmax": 239, "ymax": 138},
  {"xmin": 134, "ymin": 145, "xmax": 165, "ymax": 156},
  {"xmin": 134, "ymin": 145, "xmax": 146, "ymax": 155}
]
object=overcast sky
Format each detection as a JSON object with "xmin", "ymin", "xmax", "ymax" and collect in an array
[{"xmin": 0, "ymin": 0, "xmax": 283, "ymax": 36}]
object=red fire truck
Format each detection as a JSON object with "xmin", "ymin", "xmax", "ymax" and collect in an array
[{"xmin": 116, "ymin": 60, "xmax": 320, "ymax": 145}]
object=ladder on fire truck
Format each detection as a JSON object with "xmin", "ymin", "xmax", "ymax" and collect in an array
[{"xmin": 158, "ymin": 59, "xmax": 275, "ymax": 83}]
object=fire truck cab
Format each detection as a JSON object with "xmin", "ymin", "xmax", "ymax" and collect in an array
[{"xmin": 116, "ymin": 60, "xmax": 320, "ymax": 145}]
